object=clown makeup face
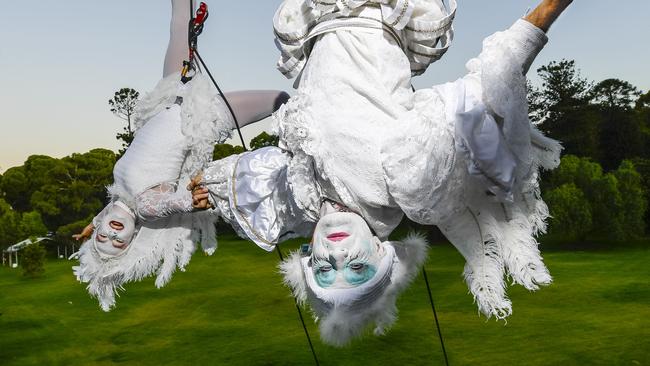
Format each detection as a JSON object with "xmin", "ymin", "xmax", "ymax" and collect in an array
[
  {"xmin": 311, "ymin": 211, "xmax": 384, "ymax": 289},
  {"xmin": 94, "ymin": 202, "xmax": 136, "ymax": 256}
]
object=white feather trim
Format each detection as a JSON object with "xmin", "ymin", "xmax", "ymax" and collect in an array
[
  {"xmin": 279, "ymin": 251, "xmax": 309, "ymax": 306},
  {"xmin": 279, "ymin": 234, "xmax": 429, "ymax": 346},
  {"xmin": 106, "ymin": 183, "xmax": 136, "ymax": 210}
]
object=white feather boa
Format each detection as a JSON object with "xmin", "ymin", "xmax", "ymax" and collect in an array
[{"xmin": 73, "ymin": 210, "xmax": 220, "ymax": 311}]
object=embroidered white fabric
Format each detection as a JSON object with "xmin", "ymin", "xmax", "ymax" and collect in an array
[
  {"xmin": 269, "ymin": 17, "xmax": 561, "ymax": 318},
  {"xmin": 274, "ymin": 0, "xmax": 456, "ymax": 78},
  {"xmin": 136, "ymin": 182, "xmax": 194, "ymax": 221},
  {"xmin": 203, "ymin": 147, "xmax": 318, "ymax": 251}
]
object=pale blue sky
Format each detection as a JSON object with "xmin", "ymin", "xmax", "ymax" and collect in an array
[{"xmin": 1, "ymin": 1, "xmax": 648, "ymax": 172}]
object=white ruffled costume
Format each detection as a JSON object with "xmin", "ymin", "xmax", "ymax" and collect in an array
[
  {"xmin": 74, "ymin": 73, "xmax": 234, "ymax": 311},
  {"xmin": 204, "ymin": 0, "xmax": 561, "ymax": 320}
]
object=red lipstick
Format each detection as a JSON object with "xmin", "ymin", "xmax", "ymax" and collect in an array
[{"xmin": 326, "ymin": 232, "xmax": 349, "ymax": 242}]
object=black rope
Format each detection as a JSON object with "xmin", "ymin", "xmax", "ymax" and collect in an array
[
  {"xmin": 276, "ymin": 244, "xmax": 321, "ymax": 366},
  {"xmin": 186, "ymin": 3, "xmax": 314, "ymax": 364},
  {"xmin": 187, "ymin": 1, "xmax": 248, "ymax": 150},
  {"xmin": 422, "ymin": 267, "xmax": 450, "ymax": 366},
  {"xmin": 193, "ymin": 49, "xmax": 248, "ymax": 150},
  {"xmin": 410, "ymin": 83, "xmax": 449, "ymax": 364}
]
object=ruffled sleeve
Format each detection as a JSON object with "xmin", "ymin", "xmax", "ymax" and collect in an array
[
  {"xmin": 455, "ymin": 19, "xmax": 559, "ymax": 199},
  {"xmin": 403, "ymin": 0, "xmax": 456, "ymax": 75},
  {"xmin": 203, "ymin": 147, "xmax": 317, "ymax": 251}
]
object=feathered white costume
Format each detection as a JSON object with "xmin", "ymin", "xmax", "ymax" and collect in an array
[
  {"xmin": 273, "ymin": 0, "xmax": 561, "ymax": 321},
  {"xmin": 200, "ymin": 0, "xmax": 561, "ymax": 340},
  {"xmin": 74, "ymin": 72, "xmax": 234, "ymax": 311},
  {"xmin": 75, "ymin": 0, "xmax": 566, "ymax": 346},
  {"xmin": 73, "ymin": 0, "xmax": 295, "ymax": 311}
]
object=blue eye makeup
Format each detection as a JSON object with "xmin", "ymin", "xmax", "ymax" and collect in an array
[
  {"xmin": 314, "ymin": 261, "xmax": 336, "ymax": 287},
  {"xmin": 344, "ymin": 261, "xmax": 376, "ymax": 285}
]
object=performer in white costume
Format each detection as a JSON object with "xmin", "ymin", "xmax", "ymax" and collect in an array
[
  {"xmin": 190, "ymin": 0, "xmax": 573, "ymax": 345},
  {"xmin": 73, "ymin": 0, "xmax": 290, "ymax": 311}
]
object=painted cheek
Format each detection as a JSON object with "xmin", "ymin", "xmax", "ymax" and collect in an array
[
  {"xmin": 344, "ymin": 264, "xmax": 377, "ymax": 286},
  {"xmin": 315, "ymin": 269, "xmax": 337, "ymax": 288}
]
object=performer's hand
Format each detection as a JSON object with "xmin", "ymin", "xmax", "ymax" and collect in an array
[
  {"xmin": 187, "ymin": 171, "xmax": 204, "ymax": 192},
  {"xmin": 72, "ymin": 223, "xmax": 94, "ymax": 241},
  {"xmin": 187, "ymin": 172, "xmax": 212, "ymax": 210},
  {"xmin": 525, "ymin": 0, "xmax": 573, "ymax": 32},
  {"xmin": 192, "ymin": 187, "xmax": 211, "ymax": 210}
]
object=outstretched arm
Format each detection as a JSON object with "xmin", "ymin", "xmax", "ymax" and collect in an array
[{"xmin": 524, "ymin": 0, "xmax": 573, "ymax": 33}]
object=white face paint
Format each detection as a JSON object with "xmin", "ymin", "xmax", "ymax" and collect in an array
[
  {"xmin": 94, "ymin": 203, "xmax": 136, "ymax": 256},
  {"xmin": 311, "ymin": 211, "xmax": 384, "ymax": 289}
]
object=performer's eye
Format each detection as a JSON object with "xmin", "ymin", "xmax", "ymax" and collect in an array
[
  {"xmin": 97, "ymin": 234, "xmax": 108, "ymax": 242},
  {"xmin": 318, "ymin": 264, "xmax": 333, "ymax": 272},
  {"xmin": 115, "ymin": 238, "xmax": 125, "ymax": 244},
  {"xmin": 349, "ymin": 262, "xmax": 365, "ymax": 271}
]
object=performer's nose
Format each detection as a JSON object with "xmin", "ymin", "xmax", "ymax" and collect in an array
[{"xmin": 333, "ymin": 248, "xmax": 348, "ymax": 267}]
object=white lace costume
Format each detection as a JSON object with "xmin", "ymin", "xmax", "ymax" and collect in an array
[
  {"xmin": 74, "ymin": 0, "xmax": 290, "ymax": 311},
  {"xmin": 74, "ymin": 71, "xmax": 236, "ymax": 311},
  {"xmin": 203, "ymin": 0, "xmax": 561, "ymax": 319}
]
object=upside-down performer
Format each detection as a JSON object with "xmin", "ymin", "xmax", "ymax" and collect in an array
[
  {"xmin": 189, "ymin": 0, "xmax": 573, "ymax": 345},
  {"xmin": 72, "ymin": 0, "xmax": 290, "ymax": 311}
]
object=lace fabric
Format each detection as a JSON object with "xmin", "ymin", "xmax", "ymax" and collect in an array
[
  {"xmin": 136, "ymin": 182, "xmax": 194, "ymax": 221},
  {"xmin": 270, "ymin": 17, "xmax": 560, "ymax": 319}
]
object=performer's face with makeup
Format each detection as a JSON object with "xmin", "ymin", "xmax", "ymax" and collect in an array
[
  {"xmin": 311, "ymin": 212, "xmax": 384, "ymax": 288},
  {"xmin": 94, "ymin": 204, "xmax": 136, "ymax": 256}
]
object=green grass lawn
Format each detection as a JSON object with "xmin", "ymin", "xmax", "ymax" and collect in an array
[{"xmin": 1, "ymin": 236, "xmax": 648, "ymax": 366}]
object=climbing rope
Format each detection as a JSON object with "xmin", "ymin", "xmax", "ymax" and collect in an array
[{"xmin": 422, "ymin": 267, "xmax": 450, "ymax": 366}]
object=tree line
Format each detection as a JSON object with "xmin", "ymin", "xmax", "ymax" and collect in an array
[
  {"xmin": 530, "ymin": 60, "xmax": 649, "ymax": 241},
  {"xmin": 1, "ymin": 59, "xmax": 649, "ymax": 250}
]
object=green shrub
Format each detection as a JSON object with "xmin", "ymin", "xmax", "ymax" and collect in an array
[
  {"xmin": 546, "ymin": 183, "xmax": 592, "ymax": 240},
  {"xmin": 544, "ymin": 155, "xmax": 647, "ymax": 241},
  {"xmin": 21, "ymin": 241, "xmax": 46, "ymax": 278}
]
